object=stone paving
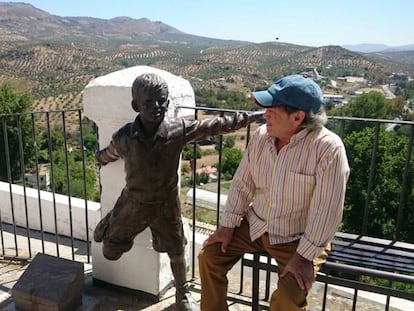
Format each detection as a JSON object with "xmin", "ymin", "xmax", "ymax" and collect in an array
[
  {"xmin": 0, "ymin": 258, "xmax": 409, "ymax": 311},
  {"xmin": 0, "ymin": 228, "xmax": 413, "ymax": 311}
]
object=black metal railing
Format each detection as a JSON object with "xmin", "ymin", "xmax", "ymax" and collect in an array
[
  {"xmin": 0, "ymin": 109, "xmax": 93, "ymax": 263},
  {"xmin": 1, "ymin": 107, "xmax": 414, "ymax": 310}
]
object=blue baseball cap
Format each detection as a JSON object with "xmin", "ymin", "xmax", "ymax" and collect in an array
[{"xmin": 251, "ymin": 74, "xmax": 323, "ymax": 113}]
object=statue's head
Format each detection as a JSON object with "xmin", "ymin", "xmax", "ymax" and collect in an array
[{"xmin": 131, "ymin": 73, "xmax": 169, "ymax": 123}]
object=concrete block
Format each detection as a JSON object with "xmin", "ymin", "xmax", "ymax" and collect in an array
[{"xmin": 12, "ymin": 253, "xmax": 84, "ymax": 311}]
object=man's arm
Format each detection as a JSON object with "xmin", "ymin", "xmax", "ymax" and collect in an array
[
  {"xmin": 220, "ymin": 146, "xmax": 254, "ymax": 227},
  {"xmin": 297, "ymin": 143, "xmax": 349, "ymax": 261},
  {"xmin": 281, "ymin": 142, "xmax": 349, "ymax": 291}
]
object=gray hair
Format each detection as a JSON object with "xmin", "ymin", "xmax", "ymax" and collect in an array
[
  {"xmin": 301, "ymin": 107, "xmax": 328, "ymax": 130},
  {"xmin": 284, "ymin": 104, "xmax": 327, "ymax": 130}
]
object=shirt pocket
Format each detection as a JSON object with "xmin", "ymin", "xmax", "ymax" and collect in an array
[{"xmin": 277, "ymin": 172, "xmax": 315, "ymax": 218}]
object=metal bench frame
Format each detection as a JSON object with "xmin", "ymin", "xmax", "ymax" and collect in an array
[{"xmin": 240, "ymin": 232, "xmax": 414, "ymax": 310}]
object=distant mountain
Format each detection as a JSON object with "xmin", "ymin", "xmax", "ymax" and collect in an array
[
  {"xmin": 1, "ymin": 2, "xmax": 413, "ymax": 112},
  {"xmin": 342, "ymin": 44, "xmax": 390, "ymax": 53},
  {"xmin": 342, "ymin": 43, "xmax": 414, "ymax": 53},
  {"xmin": 0, "ymin": 2, "xmax": 250, "ymax": 48},
  {"xmin": 383, "ymin": 44, "xmax": 414, "ymax": 52}
]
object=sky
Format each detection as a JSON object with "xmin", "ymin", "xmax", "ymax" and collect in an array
[{"xmin": 3, "ymin": 0, "xmax": 414, "ymax": 47}]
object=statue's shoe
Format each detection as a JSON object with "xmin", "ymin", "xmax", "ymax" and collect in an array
[
  {"xmin": 176, "ymin": 292, "xmax": 199, "ymax": 311},
  {"xmin": 94, "ymin": 213, "xmax": 111, "ymax": 242}
]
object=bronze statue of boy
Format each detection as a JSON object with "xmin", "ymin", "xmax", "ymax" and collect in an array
[{"xmin": 93, "ymin": 72, "xmax": 263, "ymax": 311}]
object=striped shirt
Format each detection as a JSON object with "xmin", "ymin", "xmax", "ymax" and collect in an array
[{"xmin": 221, "ymin": 124, "xmax": 350, "ymax": 261}]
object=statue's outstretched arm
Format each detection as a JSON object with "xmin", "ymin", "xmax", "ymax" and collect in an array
[
  {"xmin": 95, "ymin": 140, "xmax": 120, "ymax": 165},
  {"xmin": 184, "ymin": 110, "xmax": 264, "ymax": 143}
]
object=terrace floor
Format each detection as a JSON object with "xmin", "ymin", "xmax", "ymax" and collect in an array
[{"xmin": 0, "ymin": 229, "xmax": 413, "ymax": 311}]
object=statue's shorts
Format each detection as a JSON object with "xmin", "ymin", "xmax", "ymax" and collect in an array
[{"xmin": 95, "ymin": 187, "xmax": 187, "ymax": 259}]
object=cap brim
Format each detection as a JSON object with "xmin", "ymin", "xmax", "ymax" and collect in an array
[{"xmin": 252, "ymin": 90, "xmax": 274, "ymax": 108}]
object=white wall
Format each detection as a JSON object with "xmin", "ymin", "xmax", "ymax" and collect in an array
[{"xmin": 0, "ymin": 181, "xmax": 101, "ymax": 241}]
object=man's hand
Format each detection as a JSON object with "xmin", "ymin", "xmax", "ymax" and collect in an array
[
  {"xmin": 280, "ymin": 252, "xmax": 314, "ymax": 291},
  {"xmin": 202, "ymin": 226, "xmax": 234, "ymax": 253}
]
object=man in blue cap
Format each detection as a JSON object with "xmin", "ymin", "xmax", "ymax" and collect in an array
[{"xmin": 199, "ymin": 74, "xmax": 350, "ymax": 311}]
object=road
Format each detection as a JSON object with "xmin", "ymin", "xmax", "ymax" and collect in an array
[{"xmin": 382, "ymin": 84, "xmax": 396, "ymax": 98}]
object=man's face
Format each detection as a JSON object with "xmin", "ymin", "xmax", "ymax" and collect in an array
[
  {"xmin": 263, "ymin": 105, "xmax": 304, "ymax": 138},
  {"xmin": 135, "ymin": 88, "xmax": 169, "ymax": 124}
]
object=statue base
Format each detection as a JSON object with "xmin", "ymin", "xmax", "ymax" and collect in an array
[{"xmin": 91, "ymin": 228, "xmax": 174, "ymax": 298}]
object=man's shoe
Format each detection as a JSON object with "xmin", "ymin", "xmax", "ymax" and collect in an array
[{"xmin": 175, "ymin": 292, "xmax": 199, "ymax": 311}]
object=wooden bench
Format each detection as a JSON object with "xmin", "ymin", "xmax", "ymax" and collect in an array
[{"xmin": 240, "ymin": 231, "xmax": 414, "ymax": 311}]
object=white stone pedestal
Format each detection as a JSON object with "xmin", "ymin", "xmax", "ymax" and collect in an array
[{"xmin": 83, "ymin": 65, "xmax": 195, "ymax": 297}]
